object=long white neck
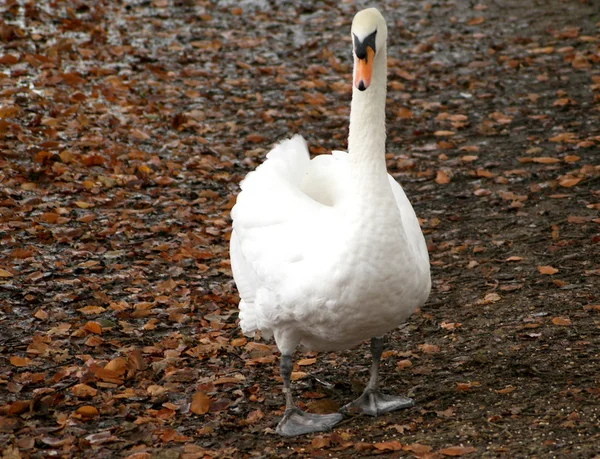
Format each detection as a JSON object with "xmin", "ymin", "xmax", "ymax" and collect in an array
[{"xmin": 347, "ymin": 47, "xmax": 391, "ymax": 203}]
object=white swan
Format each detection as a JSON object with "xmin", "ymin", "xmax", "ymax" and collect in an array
[{"xmin": 230, "ymin": 8, "xmax": 431, "ymax": 436}]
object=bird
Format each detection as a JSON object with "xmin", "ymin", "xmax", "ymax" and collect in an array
[{"xmin": 229, "ymin": 8, "xmax": 431, "ymax": 437}]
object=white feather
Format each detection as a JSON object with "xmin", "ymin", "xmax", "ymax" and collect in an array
[{"xmin": 230, "ymin": 9, "xmax": 430, "ymax": 357}]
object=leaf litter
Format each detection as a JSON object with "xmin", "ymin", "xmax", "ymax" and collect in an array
[{"xmin": 0, "ymin": 0, "xmax": 599, "ymax": 458}]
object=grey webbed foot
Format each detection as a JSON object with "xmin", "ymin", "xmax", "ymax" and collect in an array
[
  {"xmin": 276, "ymin": 407, "xmax": 343, "ymax": 437},
  {"xmin": 341, "ymin": 388, "xmax": 414, "ymax": 416}
]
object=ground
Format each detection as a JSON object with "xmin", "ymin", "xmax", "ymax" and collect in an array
[{"xmin": 0, "ymin": 0, "xmax": 599, "ymax": 458}]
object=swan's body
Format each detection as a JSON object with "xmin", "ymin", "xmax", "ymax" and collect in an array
[
  {"xmin": 230, "ymin": 8, "xmax": 431, "ymax": 436},
  {"xmin": 231, "ymin": 139, "xmax": 430, "ymax": 354}
]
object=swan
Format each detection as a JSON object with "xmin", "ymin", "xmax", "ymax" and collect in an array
[{"xmin": 229, "ymin": 8, "xmax": 431, "ymax": 437}]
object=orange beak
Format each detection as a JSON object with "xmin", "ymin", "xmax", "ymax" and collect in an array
[{"xmin": 354, "ymin": 47, "xmax": 375, "ymax": 91}]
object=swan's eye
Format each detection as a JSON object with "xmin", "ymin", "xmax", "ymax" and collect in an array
[{"xmin": 354, "ymin": 30, "xmax": 377, "ymax": 61}]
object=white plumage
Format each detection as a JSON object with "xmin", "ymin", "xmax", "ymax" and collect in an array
[
  {"xmin": 229, "ymin": 8, "xmax": 431, "ymax": 436},
  {"xmin": 231, "ymin": 135, "xmax": 430, "ymax": 354}
]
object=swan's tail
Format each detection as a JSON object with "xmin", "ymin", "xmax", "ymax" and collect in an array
[{"xmin": 239, "ymin": 299, "xmax": 273, "ymax": 339}]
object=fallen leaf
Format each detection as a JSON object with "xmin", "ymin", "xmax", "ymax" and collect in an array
[
  {"xmin": 374, "ymin": 440, "xmax": 402, "ymax": 451},
  {"xmin": 419, "ymin": 344, "xmax": 441, "ymax": 354},
  {"xmin": 397, "ymin": 359, "xmax": 413, "ymax": 369},
  {"xmin": 558, "ymin": 177, "xmax": 582, "ymax": 188},
  {"xmin": 552, "ymin": 317, "xmax": 571, "ymax": 326},
  {"xmin": 403, "ymin": 443, "xmax": 432, "ymax": 454},
  {"xmin": 312, "ymin": 435, "xmax": 331, "ymax": 449},
  {"xmin": 479, "ymin": 293, "xmax": 501, "ymax": 304},
  {"xmin": 78, "ymin": 306, "xmax": 106, "ymax": 315},
  {"xmin": 538, "ymin": 265, "xmax": 558, "ymax": 275},
  {"xmin": 10, "ymin": 356, "xmax": 31, "ymax": 367},
  {"xmin": 190, "ymin": 392, "xmax": 211, "ymax": 415},
  {"xmin": 75, "ymin": 405, "xmax": 99, "ymax": 419},
  {"xmin": 456, "ymin": 382, "xmax": 480, "ymax": 392},
  {"xmin": 71, "ymin": 384, "xmax": 98, "ymax": 398},
  {"xmin": 83, "ymin": 321, "xmax": 103, "ymax": 334},
  {"xmin": 439, "ymin": 445, "xmax": 478, "ymax": 456},
  {"xmin": 495, "ymin": 385, "xmax": 516, "ymax": 394},
  {"xmin": 435, "ymin": 170, "xmax": 451, "ymax": 184},
  {"xmin": 505, "ymin": 256, "xmax": 523, "ymax": 262}
]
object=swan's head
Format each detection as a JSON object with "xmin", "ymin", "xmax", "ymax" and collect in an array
[{"xmin": 351, "ymin": 8, "xmax": 387, "ymax": 91}]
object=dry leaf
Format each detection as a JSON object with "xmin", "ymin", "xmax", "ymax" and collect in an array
[
  {"xmin": 71, "ymin": 384, "xmax": 98, "ymax": 398},
  {"xmin": 397, "ymin": 359, "xmax": 413, "ymax": 369},
  {"xmin": 374, "ymin": 440, "xmax": 402, "ymax": 451},
  {"xmin": 558, "ymin": 177, "xmax": 582, "ymax": 188},
  {"xmin": 83, "ymin": 321, "xmax": 102, "ymax": 334},
  {"xmin": 10, "ymin": 356, "xmax": 31, "ymax": 367},
  {"xmin": 312, "ymin": 435, "xmax": 331, "ymax": 449},
  {"xmin": 505, "ymin": 256, "xmax": 523, "ymax": 262},
  {"xmin": 419, "ymin": 344, "xmax": 441, "ymax": 354},
  {"xmin": 75, "ymin": 405, "xmax": 99, "ymax": 419},
  {"xmin": 190, "ymin": 392, "xmax": 211, "ymax": 415},
  {"xmin": 538, "ymin": 265, "xmax": 558, "ymax": 275},
  {"xmin": 403, "ymin": 443, "xmax": 432, "ymax": 454},
  {"xmin": 435, "ymin": 170, "xmax": 451, "ymax": 184},
  {"xmin": 439, "ymin": 445, "xmax": 477, "ymax": 456},
  {"xmin": 552, "ymin": 317, "xmax": 571, "ymax": 326}
]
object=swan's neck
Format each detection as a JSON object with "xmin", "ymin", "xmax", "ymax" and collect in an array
[{"xmin": 348, "ymin": 49, "xmax": 390, "ymax": 196}]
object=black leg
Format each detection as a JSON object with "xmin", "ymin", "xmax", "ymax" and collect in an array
[
  {"xmin": 275, "ymin": 354, "xmax": 343, "ymax": 437},
  {"xmin": 341, "ymin": 336, "xmax": 414, "ymax": 416}
]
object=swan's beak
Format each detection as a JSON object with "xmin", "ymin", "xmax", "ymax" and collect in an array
[{"xmin": 354, "ymin": 47, "xmax": 374, "ymax": 91}]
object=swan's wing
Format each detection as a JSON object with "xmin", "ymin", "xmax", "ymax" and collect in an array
[{"xmin": 231, "ymin": 136, "xmax": 342, "ymax": 334}]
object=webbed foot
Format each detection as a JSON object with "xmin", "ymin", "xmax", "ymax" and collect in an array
[
  {"xmin": 276, "ymin": 407, "xmax": 343, "ymax": 437},
  {"xmin": 341, "ymin": 389, "xmax": 414, "ymax": 416}
]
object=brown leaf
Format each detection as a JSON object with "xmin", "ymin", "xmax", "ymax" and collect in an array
[
  {"xmin": 456, "ymin": 382, "xmax": 480, "ymax": 392},
  {"xmin": 105, "ymin": 357, "xmax": 127, "ymax": 375},
  {"xmin": 191, "ymin": 392, "xmax": 211, "ymax": 415},
  {"xmin": 71, "ymin": 384, "xmax": 98, "ymax": 398},
  {"xmin": 460, "ymin": 155, "xmax": 478, "ymax": 162},
  {"xmin": 374, "ymin": 440, "xmax": 402, "ymax": 451},
  {"xmin": 75, "ymin": 405, "xmax": 99, "ymax": 419},
  {"xmin": 403, "ymin": 443, "xmax": 432, "ymax": 454},
  {"xmin": 397, "ymin": 359, "xmax": 413, "ymax": 369},
  {"xmin": 439, "ymin": 445, "xmax": 477, "ymax": 456},
  {"xmin": 495, "ymin": 385, "xmax": 516, "ymax": 394},
  {"xmin": 312, "ymin": 435, "xmax": 331, "ymax": 449},
  {"xmin": 78, "ymin": 306, "xmax": 106, "ymax": 315},
  {"xmin": 531, "ymin": 157, "xmax": 560, "ymax": 164},
  {"xmin": 10, "ymin": 356, "xmax": 31, "ymax": 367},
  {"xmin": 538, "ymin": 265, "xmax": 558, "ymax": 275},
  {"xmin": 83, "ymin": 321, "xmax": 103, "ymax": 334},
  {"xmin": 552, "ymin": 317, "xmax": 571, "ymax": 326},
  {"xmin": 558, "ymin": 177, "xmax": 582, "ymax": 188},
  {"xmin": 397, "ymin": 107, "xmax": 413, "ymax": 119},
  {"xmin": 244, "ymin": 409, "xmax": 263, "ymax": 425},
  {"xmin": 435, "ymin": 170, "xmax": 451, "ymax": 184},
  {"xmin": 467, "ymin": 16, "xmax": 485, "ymax": 25},
  {"xmin": 479, "ymin": 293, "xmax": 501, "ymax": 304},
  {"xmin": 419, "ymin": 344, "xmax": 441, "ymax": 354},
  {"xmin": 0, "ymin": 268, "xmax": 13, "ymax": 277},
  {"xmin": 297, "ymin": 358, "xmax": 317, "ymax": 366},
  {"xmin": 505, "ymin": 256, "xmax": 524, "ymax": 262}
]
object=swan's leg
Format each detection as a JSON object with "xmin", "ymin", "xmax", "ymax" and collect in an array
[
  {"xmin": 275, "ymin": 354, "xmax": 343, "ymax": 437},
  {"xmin": 341, "ymin": 336, "xmax": 414, "ymax": 416}
]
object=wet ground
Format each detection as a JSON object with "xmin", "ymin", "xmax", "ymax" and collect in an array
[{"xmin": 0, "ymin": 0, "xmax": 599, "ymax": 457}]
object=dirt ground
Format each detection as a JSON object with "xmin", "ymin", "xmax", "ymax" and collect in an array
[{"xmin": 1, "ymin": 0, "xmax": 599, "ymax": 458}]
